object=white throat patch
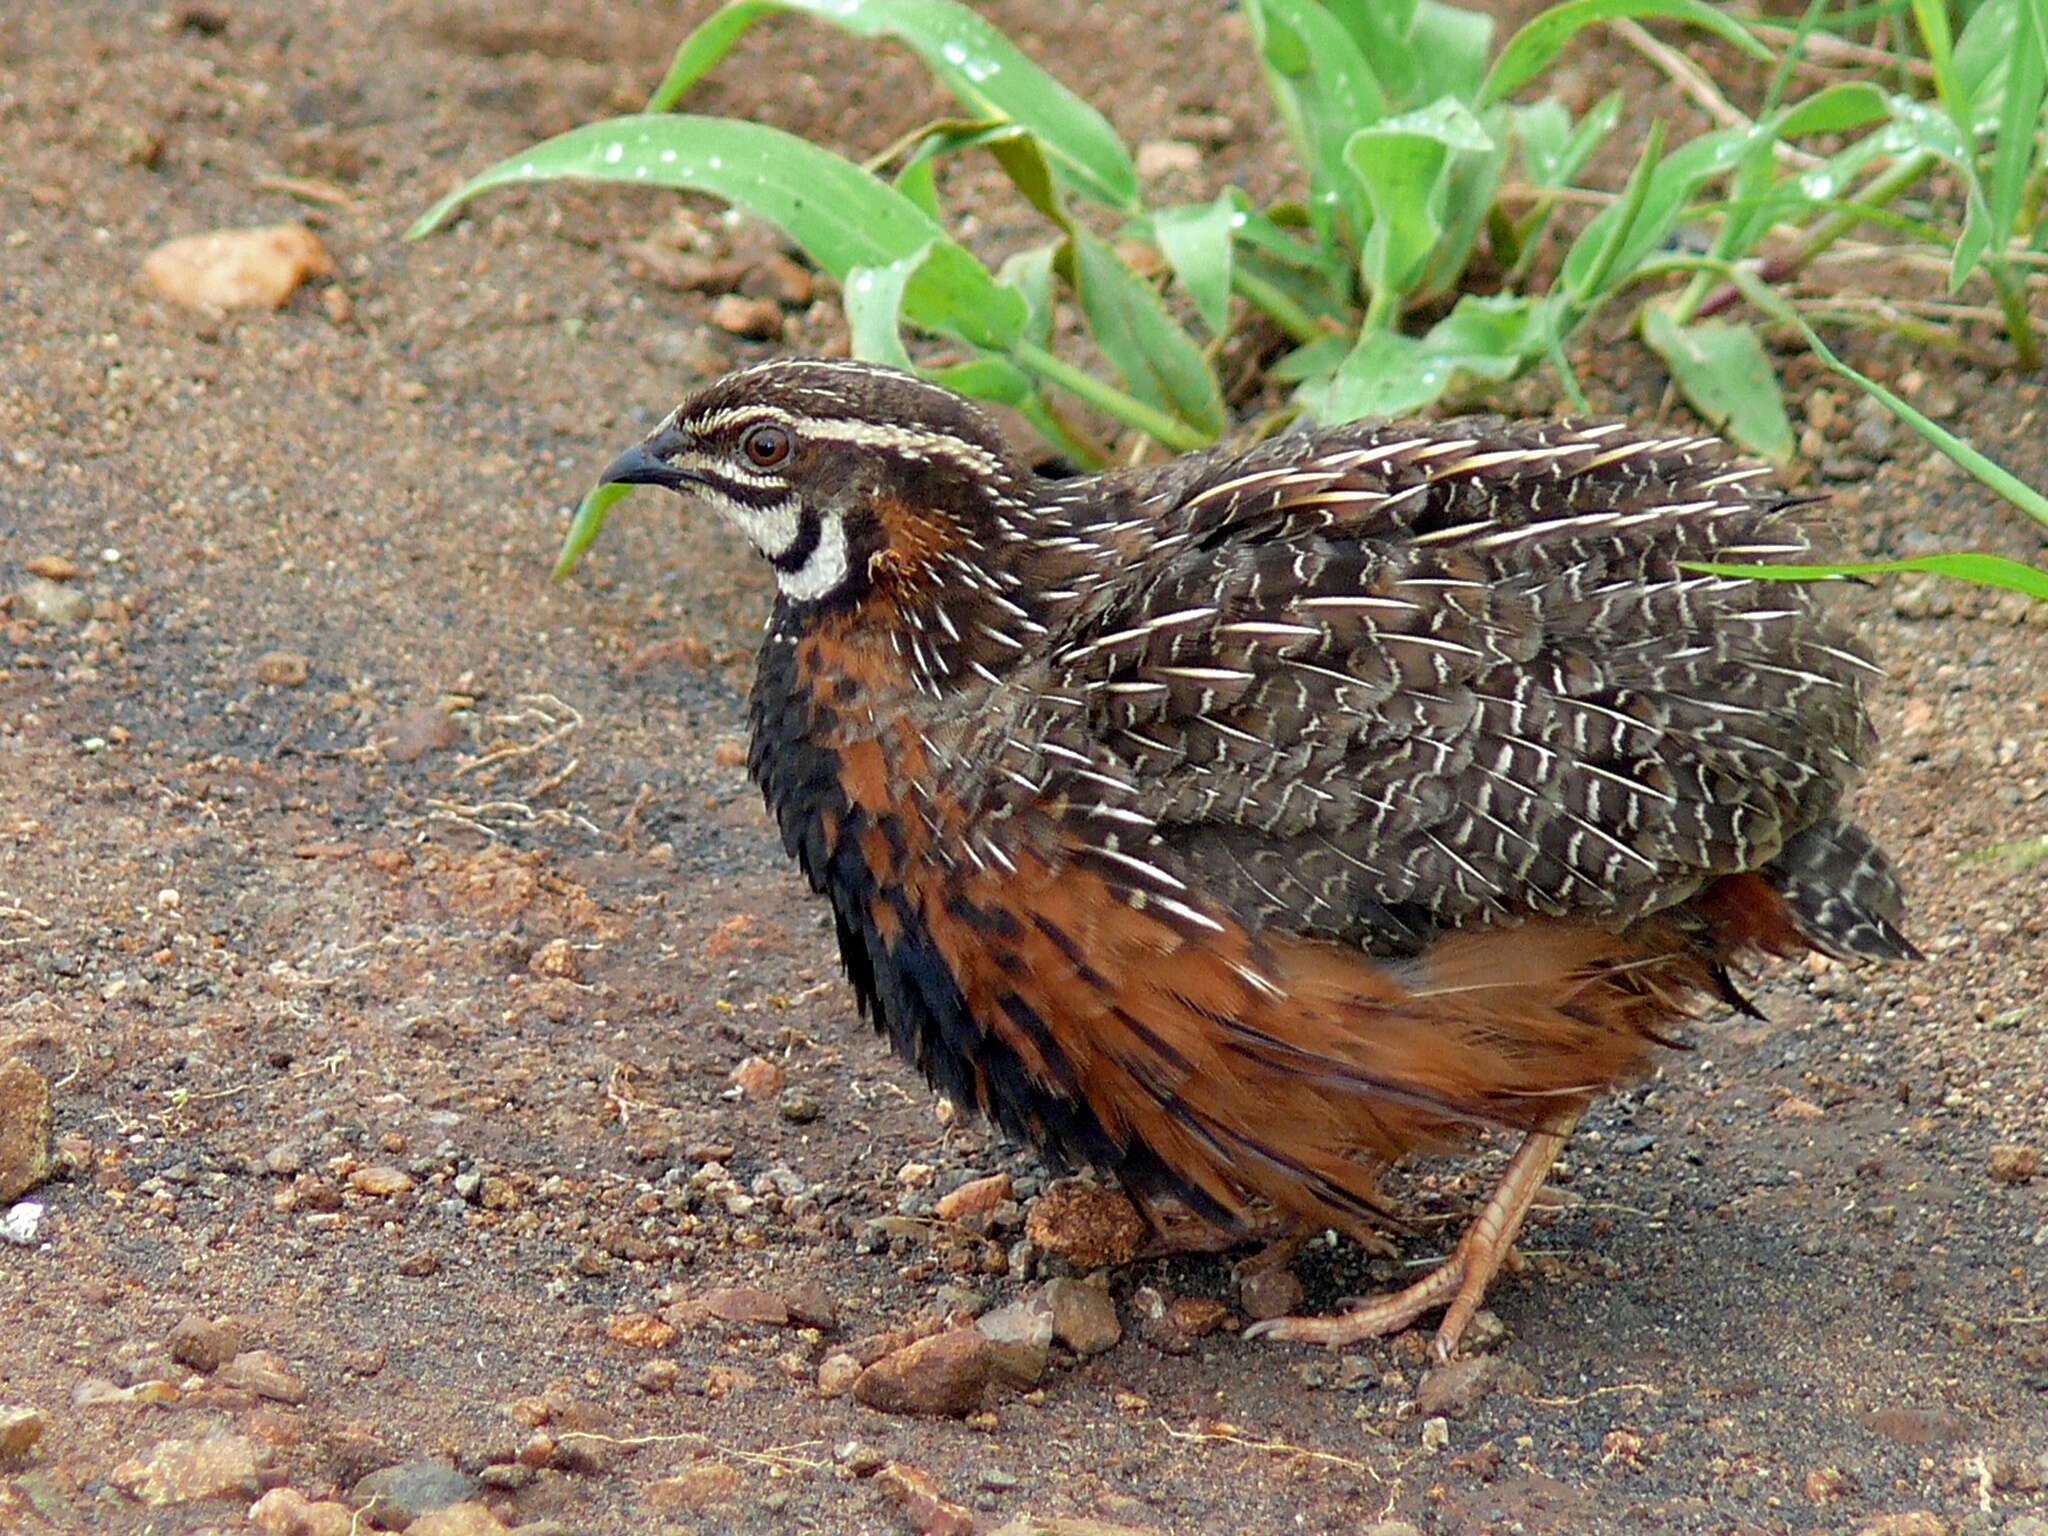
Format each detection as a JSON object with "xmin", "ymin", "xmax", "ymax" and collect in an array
[{"xmin": 778, "ymin": 511, "xmax": 848, "ymax": 603}]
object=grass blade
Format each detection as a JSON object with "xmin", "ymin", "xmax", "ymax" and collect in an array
[
  {"xmin": 644, "ymin": 0, "xmax": 1138, "ymax": 209},
  {"xmin": 552, "ymin": 482, "xmax": 636, "ymax": 581},
  {"xmin": 1483, "ymin": 0, "xmax": 1769, "ymax": 106},
  {"xmin": 408, "ymin": 115, "xmax": 1026, "ymax": 353},
  {"xmin": 1683, "ymin": 553, "xmax": 2048, "ymax": 600}
]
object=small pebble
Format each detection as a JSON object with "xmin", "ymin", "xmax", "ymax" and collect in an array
[
  {"xmin": 1045, "ymin": 1277, "xmax": 1121, "ymax": 1358},
  {"xmin": 710, "ymin": 293, "xmax": 784, "ymax": 339},
  {"xmin": 1989, "ymin": 1144, "xmax": 2038, "ymax": 1184},
  {"xmin": 219, "ymin": 1349, "xmax": 308, "ymax": 1404},
  {"xmin": 168, "ymin": 1313, "xmax": 240, "ymax": 1374},
  {"xmin": 144, "ymin": 224, "xmax": 334, "ymax": 310},
  {"xmin": 0, "ymin": 1405, "xmax": 46, "ymax": 1459},
  {"xmin": 24, "ymin": 556, "xmax": 78, "ymax": 581},
  {"xmin": 853, "ymin": 1328, "xmax": 991, "ymax": 1418},
  {"xmin": 256, "ymin": 651, "xmax": 311, "ymax": 687},
  {"xmin": 1023, "ymin": 1180, "xmax": 1146, "ymax": 1268},
  {"xmin": 728, "ymin": 1055, "xmax": 783, "ymax": 1099},
  {"xmin": 15, "ymin": 578, "xmax": 90, "ymax": 627},
  {"xmin": 350, "ymin": 1460, "xmax": 479, "ymax": 1528},
  {"xmin": 0, "ymin": 1058, "xmax": 52, "ymax": 1202}
]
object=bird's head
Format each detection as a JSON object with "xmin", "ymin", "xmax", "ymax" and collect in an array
[{"xmin": 600, "ymin": 358, "xmax": 1031, "ymax": 609}]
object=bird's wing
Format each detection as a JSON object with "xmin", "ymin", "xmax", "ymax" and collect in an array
[{"xmin": 951, "ymin": 418, "xmax": 1879, "ymax": 951}]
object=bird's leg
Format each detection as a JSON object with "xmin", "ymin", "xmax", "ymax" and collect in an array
[{"xmin": 1245, "ymin": 1108, "xmax": 1584, "ymax": 1361}]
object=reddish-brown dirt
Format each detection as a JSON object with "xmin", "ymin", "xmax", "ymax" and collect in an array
[{"xmin": 1, "ymin": 3, "xmax": 2043, "ymax": 1534}]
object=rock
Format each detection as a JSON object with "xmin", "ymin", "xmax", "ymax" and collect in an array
[
  {"xmin": 853, "ymin": 1328, "xmax": 992, "ymax": 1418},
  {"xmin": 385, "ymin": 704, "xmax": 462, "ymax": 763},
  {"xmin": 935, "ymin": 1172, "xmax": 1012, "ymax": 1222},
  {"xmin": 1, "ymin": 1201, "xmax": 43, "ymax": 1246},
  {"xmin": 989, "ymin": 1520, "xmax": 1169, "ymax": 1536},
  {"xmin": 24, "ymin": 555, "xmax": 78, "ymax": 581},
  {"xmin": 1420, "ymin": 1416, "xmax": 1451, "ymax": 1452},
  {"xmin": 528, "ymin": 938, "xmax": 579, "ymax": 980},
  {"xmin": 350, "ymin": 1460, "xmax": 479, "ymax": 1529},
  {"xmin": 1045, "ymin": 1277, "xmax": 1121, "ymax": 1358},
  {"xmin": 167, "ymin": 1312, "xmax": 240, "ymax": 1374},
  {"xmin": 15, "ymin": 579, "xmax": 92, "ymax": 627},
  {"xmin": 709, "ymin": 293, "xmax": 784, "ymax": 339},
  {"xmin": 143, "ymin": 224, "xmax": 334, "ymax": 311},
  {"xmin": 1855, "ymin": 1515, "xmax": 1946, "ymax": 1536},
  {"xmin": 218, "ymin": 1350, "xmax": 307, "ymax": 1404},
  {"xmin": 1024, "ymin": 1181, "xmax": 1146, "ymax": 1269},
  {"xmin": 605, "ymin": 1312, "xmax": 678, "ymax": 1350},
  {"xmin": 1891, "ymin": 580, "xmax": 1952, "ymax": 620},
  {"xmin": 1136, "ymin": 139, "xmax": 1202, "ymax": 178},
  {"xmin": 2004, "ymin": 1518, "xmax": 2048, "ymax": 1536},
  {"xmin": 977, "ymin": 1294, "xmax": 1054, "ymax": 1388},
  {"xmin": 0, "ymin": 1058, "xmax": 52, "ymax": 1202},
  {"xmin": 110, "ymin": 1433, "xmax": 262, "ymax": 1504},
  {"xmin": 409, "ymin": 1505, "xmax": 509, "ymax": 1536},
  {"xmin": 816, "ymin": 1352, "xmax": 863, "ymax": 1396},
  {"xmin": 1363, "ymin": 1525, "xmax": 1425, "ymax": 1536},
  {"xmin": 645, "ymin": 1462, "xmax": 740, "ymax": 1511},
  {"xmin": 876, "ymin": 1461, "xmax": 976, "ymax": 1536},
  {"xmin": 1237, "ymin": 1265, "xmax": 1304, "ymax": 1322},
  {"xmin": 1141, "ymin": 1294, "xmax": 1229, "ymax": 1353},
  {"xmin": 256, "ymin": 651, "xmax": 311, "ymax": 687},
  {"xmin": 1989, "ymin": 1144, "xmax": 2038, "ymax": 1184},
  {"xmin": 777, "ymin": 1088, "xmax": 821, "ymax": 1123},
  {"xmin": 0, "ymin": 1405, "xmax": 46, "ymax": 1459},
  {"xmin": 670, "ymin": 1286, "xmax": 793, "ymax": 1327},
  {"xmin": 249, "ymin": 1487, "xmax": 357, "ymax": 1536},
  {"xmin": 1415, "ymin": 1356, "xmax": 1500, "ymax": 1419},
  {"xmin": 728, "ymin": 1055, "xmax": 783, "ymax": 1099},
  {"xmin": 350, "ymin": 1165, "xmax": 414, "ymax": 1198}
]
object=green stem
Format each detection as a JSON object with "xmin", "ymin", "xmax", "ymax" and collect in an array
[
  {"xmin": 1011, "ymin": 340, "xmax": 1211, "ymax": 452},
  {"xmin": 1684, "ymin": 151, "xmax": 1934, "ymax": 324},
  {"xmin": 1228, "ymin": 265, "xmax": 1323, "ymax": 345},
  {"xmin": 1987, "ymin": 259, "xmax": 2043, "ymax": 370}
]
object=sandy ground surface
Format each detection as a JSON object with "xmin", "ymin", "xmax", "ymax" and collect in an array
[{"xmin": 1, "ymin": 3, "xmax": 2044, "ymax": 1533}]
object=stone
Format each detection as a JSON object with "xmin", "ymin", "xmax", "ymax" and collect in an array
[
  {"xmin": 0, "ymin": 1058, "xmax": 52, "ymax": 1202},
  {"xmin": 1024, "ymin": 1181, "xmax": 1146, "ymax": 1269},
  {"xmin": 1045, "ymin": 1277, "xmax": 1121, "ymax": 1358},
  {"xmin": 1989, "ymin": 1144, "xmax": 2038, "ymax": 1184},
  {"xmin": 350, "ymin": 1460, "xmax": 479, "ymax": 1529},
  {"xmin": 529, "ymin": 938, "xmax": 579, "ymax": 980},
  {"xmin": 350, "ymin": 1165, "xmax": 414, "ymax": 1198},
  {"xmin": 1142, "ymin": 1294, "xmax": 1230, "ymax": 1353},
  {"xmin": 817, "ymin": 1352, "xmax": 862, "ymax": 1396},
  {"xmin": 24, "ymin": 555, "xmax": 78, "ymax": 581},
  {"xmin": 728, "ymin": 1055, "xmax": 783, "ymax": 1099},
  {"xmin": 1, "ymin": 1201, "xmax": 43, "ymax": 1245},
  {"xmin": 605, "ymin": 1312, "xmax": 678, "ymax": 1349},
  {"xmin": 1237, "ymin": 1265, "xmax": 1304, "ymax": 1322},
  {"xmin": 709, "ymin": 294, "xmax": 784, "ymax": 339},
  {"xmin": 249, "ymin": 1487, "xmax": 357, "ymax": 1536},
  {"xmin": 0, "ymin": 1405, "xmax": 46, "ymax": 1459},
  {"xmin": 15, "ymin": 579, "xmax": 91, "ymax": 627},
  {"xmin": 989, "ymin": 1520, "xmax": 1169, "ymax": 1536},
  {"xmin": 977, "ymin": 1294, "xmax": 1055, "ymax": 1387},
  {"xmin": 1136, "ymin": 140, "xmax": 1202, "ymax": 178},
  {"xmin": 1854, "ymin": 1515, "xmax": 1946, "ymax": 1536},
  {"xmin": 410, "ymin": 1504, "xmax": 509, "ymax": 1536},
  {"xmin": 143, "ymin": 224, "xmax": 334, "ymax": 310},
  {"xmin": 853, "ymin": 1328, "xmax": 991, "ymax": 1418},
  {"xmin": 1415, "ymin": 1357, "xmax": 1500, "ymax": 1419},
  {"xmin": 219, "ymin": 1350, "xmax": 307, "ymax": 1404},
  {"xmin": 256, "ymin": 651, "xmax": 311, "ymax": 687},
  {"xmin": 875, "ymin": 1462, "xmax": 974, "ymax": 1536},
  {"xmin": 110, "ymin": 1433, "xmax": 262, "ymax": 1504},
  {"xmin": 645, "ymin": 1462, "xmax": 740, "ymax": 1511},
  {"xmin": 935, "ymin": 1172, "xmax": 1012, "ymax": 1221},
  {"xmin": 167, "ymin": 1312, "xmax": 240, "ymax": 1373}
]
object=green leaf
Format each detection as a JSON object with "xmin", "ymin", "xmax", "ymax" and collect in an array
[
  {"xmin": 997, "ymin": 243, "xmax": 1057, "ymax": 345},
  {"xmin": 1306, "ymin": 293, "xmax": 1536, "ymax": 420},
  {"xmin": 1324, "ymin": 0, "xmax": 1423, "ymax": 105},
  {"xmin": 1484, "ymin": 0, "xmax": 1768, "ymax": 106},
  {"xmin": 1518, "ymin": 92, "xmax": 1623, "ymax": 188},
  {"xmin": 1987, "ymin": 0, "xmax": 2047, "ymax": 254},
  {"xmin": 1407, "ymin": 1, "xmax": 1495, "ymax": 106},
  {"xmin": 1150, "ymin": 195, "xmax": 1238, "ymax": 334},
  {"xmin": 408, "ymin": 115, "xmax": 1027, "ymax": 353},
  {"xmin": 1058, "ymin": 229, "xmax": 1225, "ymax": 437},
  {"xmin": 843, "ymin": 246, "xmax": 930, "ymax": 370},
  {"xmin": 553, "ymin": 482, "xmax": 636, "ymax": 581},
  {"xmin": 1243, "ymin": 0, "xmax": 1387, "ymax": 243},
  {"xmin": 643, "ymin": 0, "xmax": 1138, "ymax": 208},
  {"xmin": 1641, "ymin": 308, "xmax": 1793, "ymax": 463},
  {"xmin": 1345, "ymin": 98, "xmax": 1496, "ymax": 313},
  {"xmin": 1682, "ymin": 554, "xmax": 2048, "ymax": 601}
]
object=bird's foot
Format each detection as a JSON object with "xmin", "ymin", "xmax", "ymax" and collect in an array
[{"xmin": 1244, "ymin": 1110, "xmax": 1581, "ymax": 1361}]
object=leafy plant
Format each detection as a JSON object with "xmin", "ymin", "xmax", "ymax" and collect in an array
[{"xmin": 408, "ymin": 0, "xmax": 2048, "ymax": 594}]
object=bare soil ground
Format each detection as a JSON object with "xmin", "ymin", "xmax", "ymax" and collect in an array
[{"xmin": 1, "ymin": 3, "xmax": 2044, "ymax": 1534}]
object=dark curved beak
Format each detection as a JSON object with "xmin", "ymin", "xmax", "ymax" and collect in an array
[{"xmin": 600, "ymin": 437, "xmax": 694, "ymax": 492}]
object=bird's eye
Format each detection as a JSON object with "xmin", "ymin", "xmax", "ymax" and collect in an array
[{"xmin": 741, "ymin": 424, "xmax": 793, "ymax": 468}]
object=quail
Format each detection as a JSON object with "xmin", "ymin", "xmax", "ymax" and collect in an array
[{"xmin": 599, "ymin": 357, "xmax": 1915, "ymax": 1358}]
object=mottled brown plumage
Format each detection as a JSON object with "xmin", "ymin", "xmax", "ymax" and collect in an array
[{"xmin": 601, "ymin": 357, "xmax": 1915, "ymax": 1356}]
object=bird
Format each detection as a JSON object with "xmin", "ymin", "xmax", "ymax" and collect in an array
[{"xmin": 597, "ymin": 356, "xmax": 1916, "ymax": 1359}]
